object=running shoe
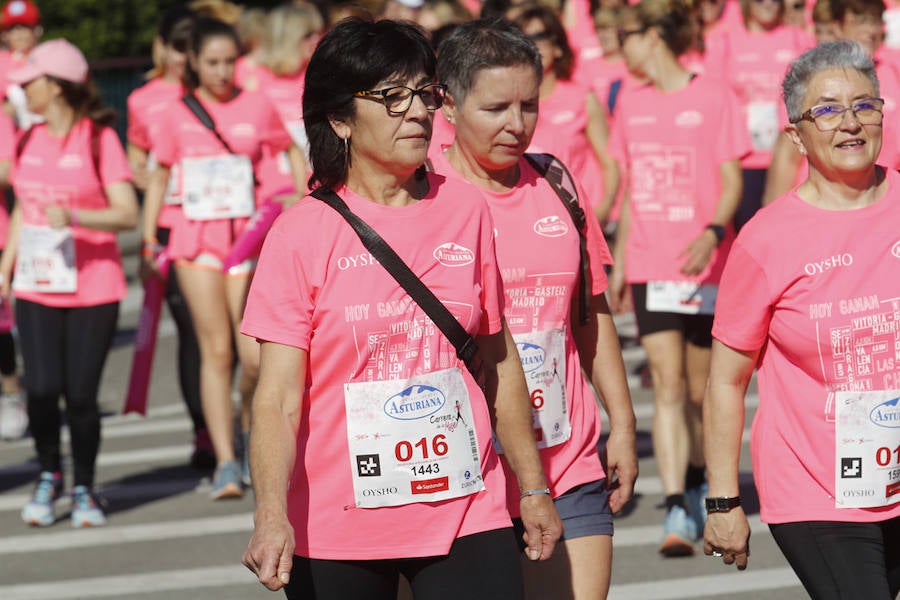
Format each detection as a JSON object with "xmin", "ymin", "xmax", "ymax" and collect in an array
[
  {"xmin": 189, "ymin": 428, "xmax": 216, "ymax": 470},
  {"xmin": 241, "ymin": 430, "xmax": 252, "ymax": 487},
  {"xmin": 659, "ymin": 505, "xmax": 697, "ymax": 557},
  {"xmin": 71, "ymin": 485, "xmax": 107, "ymax": 528},
  {"xmin": 211, "ymin": 460, "xmax": 243, "ymax": 500},
  {"xmin": 21, "ymin": 471, "xmax": 63, "ymax": 527},
  {"xmin": 0, "ymin": 392, "xmax": 28, "ymax": 440},
  {"xmin": 685, "ymin": 481, "xmax": 709, "ymax": 541}
]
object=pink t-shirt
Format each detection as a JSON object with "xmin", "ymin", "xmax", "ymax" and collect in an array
[
  {"xmin": 427, "ymin": 110, "xmax": 455, "ymax": 165},
  {"xmin": 609, "ymin": 76, "xmax": 751, "ymax": 284},
  {"xmin": 873, "ymin": 59, "xmax": 900, "ymax": 171},
  {"xmin": 0, "ymin": 111, "xmax": 14, "ymax": 247},
  {"xmin": 528, "ymin": 80, "xmax": 605, "ymax": 210},
  {"xmin": 0, "ymin": 50, "xmax": 26, "ymax": 97},
  {"xmin": 10, "ymin": 119, "xmax": 131, "ymax": 307},
  {"xmin": 126, "ymin": 77, "xmax": 184, "ymax": 229},
  {"xmin": 721, "ymin": 25, "xmax": 809, "ymax": 169},
  {"xmin": 153, "ymin": 90, "xmax": 292, "ymax": 261},
  {"xmin": 241, "ymin": 174, "xmax": 512, "ymax": 560},
  {"xmin": 712, "ymin": 168, "xmax": 900, "ymax": 525},
  {"xmin": 431, "ymin": 150, "xmax": 612, "ymax": 517}
]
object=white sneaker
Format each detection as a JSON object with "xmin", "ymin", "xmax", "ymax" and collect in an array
[{"xmin": 0, "ymin": 392, "xmax": 27, "ymax": 440}]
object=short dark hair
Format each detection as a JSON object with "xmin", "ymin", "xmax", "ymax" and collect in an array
[
  {"xmin": 830, "ymin": 0, "xmax": 886, "ymax": 21},
  {"xmin": 303, "ymin": 18, "xmax": 437, "ymax": 190},
  {"xmin": 512, "ymin": 4, "xmax": 575, "ymax": 80},
  {"xmin": 437, "ymin": 18, "xmax": 542, "ymax": 106},
  {"xmin": 183, "ymin": 17, "xmax": 241, "ymax": 90}
]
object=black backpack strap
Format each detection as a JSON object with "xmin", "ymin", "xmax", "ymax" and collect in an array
[
  {"xmin": 311, "ymin": 187, "xmax": 479, "ymax": 369},
  {"xmin": 524, "ymin": 153, "xmax": 591, "ymax": 325},
  {"xmin": 181, "ymin": 92, "xmax": 259, "ymax": 187}
]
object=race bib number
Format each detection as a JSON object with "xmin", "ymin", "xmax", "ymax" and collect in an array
[
  {"xmin": 14, "ymin": 225, "xmax": 77, "ymax": 293},
  {"xmin": 181, "ymin": 154, "xmax": 254, "ymax": 220},
  {"xmin": 344, "ymin": 367, "xmax": 484, "ymax": 509},
  {"xmin": 646, "ymin": 281, "xmax": 718, "ymax": 315},
  {"xmin": 496, "ymin": 329, "xmax": 571, "ymax": 453},
  {"xmin": 835, "ymin": 390, "xmax": 900, "ymax": 509},
  {"xmin": 747, "ymin": 101, "xmax": 778, "ymax": 152}
]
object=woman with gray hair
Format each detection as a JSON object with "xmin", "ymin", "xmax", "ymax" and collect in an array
[
  {"xmin": 703, "ymin": 40, "xmax": 900, "ymax": 598},
  {"xmin": 436, "ymin": 18, "xmax": 637, "ymax": 599}
]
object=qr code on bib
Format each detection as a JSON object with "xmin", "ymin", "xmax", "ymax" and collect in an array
[
  {"xmin": 841, "ymin": 457, "xmax": 862, "ymax": 479},
  {"xmin": 356, "ymin": 454, "xmax": 381, "ymax": 477}
]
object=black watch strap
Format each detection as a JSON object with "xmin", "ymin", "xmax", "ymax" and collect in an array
[
  {"xmin": 705, "ymin": 224, "xmax": 726, "ymax": 245},
  {"xmin": 705, "ymin": 496, "xmax": 741, "ymax": 513}
]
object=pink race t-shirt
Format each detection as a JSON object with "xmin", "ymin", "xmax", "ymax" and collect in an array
[
  {"xmin": 10, "ymin": 119, "xmax": 132, "ymax": 307},
  {"xmin": 127, "ymin": 77, "xmax": 184, "ymax": 229},
  {"xmin": 721, "ymin": 25, "xmax": 809, "ymax": 169},
  {"xmin": 153, "ymin": 90, "xmax": 292, "ymax": 262},
  {"xmin": 431, "ymin": 150, "xmax": 612, "ymax": 517},
  {"xmin": 0, "ymin": 111, "xmax": 15, "ymax": 247},
  {"xmin": 241, "ymin": 174, "xmax": 512, "ymax": 560},
  {"xmin": 713, "ymin": 168, "xmax": 900, "ymax": 525},
  {"xmin": 528, "ymin": 80, "xmax": 605, "ymax": 210},
  {"xmin": 609, "ymin": 76, "xmax": 751, "ymax": 284}
]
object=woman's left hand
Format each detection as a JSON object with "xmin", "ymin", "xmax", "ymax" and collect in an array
[
  {"xmin": 604, "ymin": 428, "xmax": 638, "ymax": 514},
  {"xmin": 44, "ymin": 205, "xmax": 73, "ymax": 229},
  {"xmin": 519, "ymin": 493, "xmax": 563, "ymax": 561},
  {"xmin": 703, "ymin": 508, "xmax": 751, "ymax": 570},
  {"xmin": 677, "ymin": 229, "xmax": 717, "ymax": 276}
]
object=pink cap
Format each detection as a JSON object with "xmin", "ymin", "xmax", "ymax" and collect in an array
[
  {"xmin": 8, "ymin": 39, "xmax": 88, "ymax": 85},
  {"xmin": 2, "ymin": 0, "xmax": 40, "ymax": 29}
]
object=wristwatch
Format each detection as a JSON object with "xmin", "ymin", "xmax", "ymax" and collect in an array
[
  {"xmin": 705, "ymin": 496, "xmax": 742, "ymax": 513},
  {"xmin": 705, "ymin": 224, "xmax": 726, "ymax": 245}
]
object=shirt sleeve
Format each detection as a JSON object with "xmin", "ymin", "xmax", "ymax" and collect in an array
[
  {"xmin": 241, "ymin": 209, "xmax": 315, "ymax": 349},
  {"xmin": 126, "ymin": 93, "xmax": 150, "ymax": 150},
  {"xmin": 152, "ymin": 110, "xmax": 177, "ymax": 168},
  {"xmin": 578, "ymin": 178, "xmax": 611, "ymax": 295},
  {"xmin": 711, "ymin": 238, "xmax": 773, "ymax": 351},
  {"xmin": 607, "ymin": 101, "xmax": 628, "ymax": 166},
  {"xmin": 0, "ymin": 111, "xmax": 14, "ymax": 161},
  {"xmin": 715, "ymin": 85, "xmax": 753, "ymax": 164},
  {"xmin": 477, "ymin": 201, "xmax": 505, "ymax": 336},
  {"xmin": 98, "ymin": 126, "xmax": 134, "ymax": 186},
  {"xmin": 260, "ymin": 95, "xmax": 292, "ymax": 155}
]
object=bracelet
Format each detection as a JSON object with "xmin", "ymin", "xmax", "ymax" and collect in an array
[
  {"xmin": 141, "ymin": 241, "xmax": 163, "ymax": 258},
  {"xmin": 519, "ymin": 487, "xmax": 551, "ymax": 501}
]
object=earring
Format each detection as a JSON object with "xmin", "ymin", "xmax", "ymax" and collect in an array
[{"xmin": 343, "ymin": 137, "xmax": 349, "ymax": 155}]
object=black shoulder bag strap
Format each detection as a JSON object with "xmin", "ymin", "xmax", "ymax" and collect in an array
[
  {"xmin": 181, "ymin": 93, "xmax": 259, "ymax": 187},
  {"xmin": 310, "ymin": 187, "xmax": 480, "ymax": 372},
  {"xmin": 524, "ymin": 153, "xmax": 591, "ymax": 325}
]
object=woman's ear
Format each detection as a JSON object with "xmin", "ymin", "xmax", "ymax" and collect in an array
[
  {"xmin": 441, "ymin": 91, "xmax": 457, "ymax": 125},
  {"xmin": 784, "ymin": 124, "xmax": 806, "ymax": 155},
  {"xmin": 328, "ymin": 115, "xmax": 351, "ymax": 141}
]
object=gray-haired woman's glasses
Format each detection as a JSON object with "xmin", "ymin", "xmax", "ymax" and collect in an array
[
  {"xmin": 792, "ymin": 97, "xmax": 885, "ymax": 132},
  {"xmin": 354, "ymin": 83, "xmax": 447, "ymax": 115}
]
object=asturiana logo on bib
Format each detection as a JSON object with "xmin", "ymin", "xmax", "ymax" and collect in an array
[
  {"xmin": 384, "ymin": 385, "xmax": 446, "ymax": 420},
  {"xmin": 517, "ymin": 342, "xmax": 546, "ymax": 373},
  {"xmin": 433, "ymin": 243, "xmax": 474, "ymax": 267},
  {"xmin": 891, "ymin": 240, "xmax": 900, "ymax": 259},
  {"xmin": 533, "ymin": 216, "xmax": 569, "ymax": 238},
  {"xmin": 869, "ymin": 396, "xmax": 900, "ymax": 428}
]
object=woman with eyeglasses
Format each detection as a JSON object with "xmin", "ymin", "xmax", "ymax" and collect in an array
[
  {"xmin": 240, "ymin": 18, "xmax": 561, "ymax": 599},
  {"xmin": 718, "ymin": 0, "xmax": 809, "ymax": 231},
  {"xmin": 140, "ymin": 17, "xmax": 306, "ymax": 500},
  {"xmin": 703, "ymin": 41, "xmax": 900, "ymax": 599},
  {"xmin": 510, "ymin": 4, "xmax": 620, "ymax": 227},
  {"xmin": 608, "ymin": 0, "xmax": 751, "ymax": 558}
]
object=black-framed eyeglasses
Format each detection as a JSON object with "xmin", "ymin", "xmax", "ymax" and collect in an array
[
  {"xmin": 791, "ymin": 97, "xmax": 885, "ymax": 131},
  {"xmin": 354, "ymin": 83, "xmax": 447, "ymax": 115},
  {"xmin": 617, "ymin": 26, "xmax": 648, "ymax": 46}
]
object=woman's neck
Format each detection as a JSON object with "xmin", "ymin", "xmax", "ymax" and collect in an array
[
  {"xmin": 645, "ymin": 53, "xmax": 692, "ymax": 93},
  {"xmin": 345, "ymin": 161, "xmax": 425, "ymax": 207},
  {"xmin": 746, "ymin": 19, "xmax": 779, "ymax": 32},
  {"xmin": 445, "ymin": 142, "xmax": 519, "ymax": 192},
  {"xmin": 43, "ymin": 103, "xmax": 77, "ymax": 137},
  {"xmin": 800, "ymin": 166, "xmax": 886, "ymax": 210},
  {"xmin": 539, "ymin": 70, "xmax": 558, "ymax": 99},
  {"xmin": 196, "ymin": 86, "xmax": 237, "ymax": 103}
]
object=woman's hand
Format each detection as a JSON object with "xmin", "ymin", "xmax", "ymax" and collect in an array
[
  {"xmin": 519, "ymin": 493, "xmax": 563, "ymax": 561},
  {"xmin": 607, "ymin": 267, "xmax": 630, "ymax": 314},
  {"xmin": 44, "ymin": 205, "xmax": 73, "ymax": 229},
  {"xmin": 703, "ymin": 508, "xmax": 751, "ymax": 570},
  {"xmin": 678, "ymin": 229, "xmax": 717, "ymax": 276},
  {"xmin": 242, "ymin": 509, "xmax": 296, "ymax": 591},
  {"xmin": 604, "ymin": 428, "xmax": 638, "ymax": 514}
]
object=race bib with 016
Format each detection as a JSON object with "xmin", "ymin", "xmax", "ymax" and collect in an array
[
  {"xmin": 835, "ymin": 390, "xmax": 900, "ymax": 509},
  {"xmin": 181, "ymin": 154, "xmax": 254, "ymax": 220},
  {"xmin": 14, "ymin": 225, "xmax": 77, "ymax": 293},
  {"xmin": 344, "ymin": 367, "xmax": 484, "ymax": 509},
  {"xmin": 646, "ymin": 281, "xmax": 718, "ymax": 315}
]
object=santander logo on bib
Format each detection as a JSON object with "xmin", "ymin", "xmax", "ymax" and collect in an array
[
  {"xmin": 433, "ymin": 242, "xmax": 474, "ymax": 267},
  {"xmin": 533, "ymin": 216, "xmax": 569, "ymax": 237},
  {"xmin": 384, "ymin": 385, "xmax": 446, "ymax": 420}
]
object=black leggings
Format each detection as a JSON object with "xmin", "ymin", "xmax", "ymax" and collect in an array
[
  {"xmin": 16, "ymin": 299, "xmax": 119, "ymax": 487},
  {"xmin": 284, "ymin": 528, "xmax": 523, "ymax": 600},
  {"xmin": 159, "ymin": 227, "xmax": 204, "ymax": 434},
  {"xmin": 0, "ymin": 331, "xmax": 16, "ymax": 376},
  {"xmin": 769, "ymin": 516, "xmax": 900, "ymax": 600}
]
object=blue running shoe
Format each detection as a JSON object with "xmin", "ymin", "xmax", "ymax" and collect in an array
[
  {"xmin": 659, "ymin": 505, "xmax": 697, "ymax": 557},
  {"xmin": 685, "ymin": 482, "xmax": 709, "ymax": 541},
  {"xmin": 21, "ymin": 471, "xmax": 63, "ymax": 527},
  {"xmin": 71, "ymin": 485, "xmax": 107, "ymax": 528},
  {"xmin": 211, "ymin": 460, "xmax": 243, "ymax": 500}
]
